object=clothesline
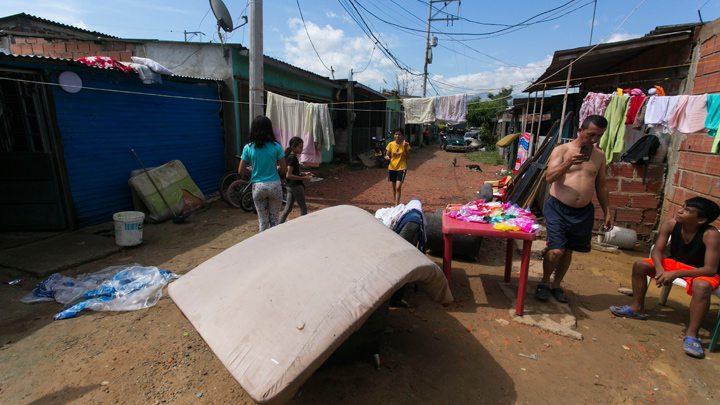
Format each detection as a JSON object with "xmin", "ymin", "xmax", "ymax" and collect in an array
[{"xmin": 401, "ymin": 94, "xmax": 468, "ymax": 124}]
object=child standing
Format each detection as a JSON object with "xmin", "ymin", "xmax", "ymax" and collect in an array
[
  {"xmin": 385, "ymin": 128, "xmax": 410, "ymax": 206},
  {"xmin": 279, "ymin": 136, "xmax": 313, "ymax": 223}
]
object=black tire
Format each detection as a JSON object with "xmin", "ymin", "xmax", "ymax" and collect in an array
[
  {"xmin": 226, "ymin": 179, "xmax": 249, "ymax": 208},
  {"xmin": 240, "ymin": 189, "xmax": 256, "ymax": 213},
  {"xmin": 219, "ymin": 172, "xmax": 247, "ymax": 205}
]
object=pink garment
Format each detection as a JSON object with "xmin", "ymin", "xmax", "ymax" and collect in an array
[
  {"xmin": 77, "ymin": 56, "xmax": 132, "ymax": 75},
  {"xmin": 668, "ymin": 95, "xmax": 708, "ymax": 134},
  {"xmin": 579, "ymin": 92, "xmax": 612, "ymax": 124},
  {"xmin": 625, "ymin": 95, "xmax": 646, "ymax": 125}
]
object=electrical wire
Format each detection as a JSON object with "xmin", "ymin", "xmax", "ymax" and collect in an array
[{"xmin": 296, "ymin": 0, "xmax": 333, "ymax": 73}]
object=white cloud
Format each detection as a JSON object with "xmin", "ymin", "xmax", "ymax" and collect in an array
[
  {"xmin": 606, "ymin": 32, "xmax": 641, "ymax": 43},
  {"xmin": 430, "ymin": 55, "xmax": 553, "ymax": 96},
  {"xmin": 326, "ymin": 11, "xmax": 336, "ymax": 18},
  {"xmin": 552, "ymin": 25, "xmax": 560, "ymax": 30}
]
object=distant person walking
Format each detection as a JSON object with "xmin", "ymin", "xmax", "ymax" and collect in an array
[
  {"xmin": 238, "ymin": 116, "xmax": 287, "ymax": 232},
  {"xmin": 279, "ymin": 136, "xmax": 313, "ymax": 223},
  {"xmin": 385, "ymin": 128, "xmax": 410, "ymax": 206}
]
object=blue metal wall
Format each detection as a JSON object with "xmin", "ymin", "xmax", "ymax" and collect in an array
[{"xmin": 51, "ymin": 68, "xmax": 224, "ymax": 227}]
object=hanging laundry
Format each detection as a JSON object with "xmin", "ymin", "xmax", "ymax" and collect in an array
[
  {"xmin": 266, "ymin": 92, "xmax": 334, "ymax": 166},
  {"xmin": 705, "ymin": 94, "xmax": 720, "ymax": 153},
  {"xmin": 668, "ymin": 95, "xmax": 708, "ymax": 134},
  {"xmin": 661, "ymin": 95, "xmax": 682, "ymax": 132},
  {"xmin": 631, "ymin": 97, "xmax": 650, "ymax": 129},
  {"xmin": 435, "ymin": 94, "xmax": 467, "ymax": 123},
  {"xmin": 514, "ymin": 132, "xmax": 532, "ymax": 175},
  {"xmin": 599, "ymin": 95, "xmax": 631, "ymax": 164},
  {"xmin": 625, "ymin": 94, "xmax": 646, "ymax": 125},
  {"xmin": 579, "ymin": 92, "xmax": 612, "ymax": 124},
  {"xmin": 654, "ymin": 85, "xmax": 666, "ymax": 96},
  {"xmin": 402, "ymin": 97, "xmax": 436, "ymax": 124},
  {"xmin": 644, "ymin": 96, "xmax": 670, "ymax": 125}
]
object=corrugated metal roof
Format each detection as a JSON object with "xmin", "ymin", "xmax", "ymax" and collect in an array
[{"xmin": 0, "ymin": 12, "xmax": 117, "ymax": 38}]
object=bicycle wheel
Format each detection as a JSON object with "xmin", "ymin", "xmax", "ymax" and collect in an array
[
  {"xmin": 226, "ymin": 179, "xmax": 249, "ymax": 209},
  {"xmin": 219, "ymin": 172, "xmax": 247, "ymax": 205},
  {"xmin": 240, "ymin": 189, "xmax": 256, "ymax": 213}
]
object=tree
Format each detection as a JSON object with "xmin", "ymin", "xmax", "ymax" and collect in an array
[{"xmin": 466, "ymin": 87, "xmax": 513, "ymax": 128}]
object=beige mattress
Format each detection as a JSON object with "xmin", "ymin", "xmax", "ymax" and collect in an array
[{"xmin": 168, "ymin": 205, "xmax": 452, "ymax": 404}]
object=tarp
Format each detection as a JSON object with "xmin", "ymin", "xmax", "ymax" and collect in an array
[
  {"xmin": 168, "ymin": 205, "xmax": 452, "ymax": 404},
  {"xmin": 497, "ymin": 132, "xmax": 522, "ymax": 147}
]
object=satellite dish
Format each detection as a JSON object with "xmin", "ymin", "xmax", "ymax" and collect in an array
[{"xmin": 210, "ymin": 0, "xmax": 233, "ymax": 32}]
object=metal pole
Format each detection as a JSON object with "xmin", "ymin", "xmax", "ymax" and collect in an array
[
  {"xmin": 421, "ymin": 0, "xmax": 432, "ymax": 97},
  {"xmin": 558, "ymin": 60, "xmax": 574, "ymax": 144},
  {"xmin": 249, "ymin": 0, "xmax": 264, "ymax": 119},
  {"xmin": 589, "ymin": 0, "xmax": 597, "ymax": 45},
  {"xmin": 534, "ymin": 85, "xmax": 546, "ymax": 155},
  {"xmin": 529, "ymin": 90, "xmax": 538, "ymax": 135}
]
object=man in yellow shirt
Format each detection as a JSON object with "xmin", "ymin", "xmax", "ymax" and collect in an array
[{"xmin": 385, "ymin": 128, "xmax": 411, "ymax": 206}]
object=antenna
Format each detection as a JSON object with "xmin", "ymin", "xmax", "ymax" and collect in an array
[{"xmin": 209, "ymin": 0, "xmax": 248, "ymax": 45}]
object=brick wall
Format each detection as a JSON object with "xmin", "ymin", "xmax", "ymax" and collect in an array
[
  {"xmin": 592, "ymin": 162, "xmax": 666, "ymax": 236},
  {"xmin": 661, "ymin": 22, "xmax": 720, "ymax": 231},
  {"xmin": 8, "ymin": 36, "xmax": 136, "ymax": 62}
]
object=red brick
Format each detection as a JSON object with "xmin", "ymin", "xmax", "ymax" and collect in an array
[
  {"xmin": 42, "ymin": 43, "xmax": 54, "ymax": 53},
  {"xmin": 647, "ymin": 180, "xmax": 664, "ymax": 195},
  {"xmin": 94, "ymin": 52, "xmax": 107, "ymax": 58},
  {"xmin": 615, "ymin": 209, "xmax": 643, "ymax": 222},
  {"xmin": 108, "ymin": 52, "xmax": 120, "ymax": 60},
  {"xmin": 683, "ymin": 134, "xmax": 705, "ymax": 151},
  {"xmin": 707, "ymin": 74, "xmax": 720, "ymax": 94},
  {"xmin": 621, "ymin": 180, "xmax": 647, "ymax": 193},
  {"xmin": 89, "ymin": 42, "xmax": 101, "ymax": 52},
  {"xmin": 694, "ymin": 75, "xmax": 709, "ymax": 94},
  {"xmin": 605, "ymin": 179, "xmax": 619, "ymax": 192},
  {"xmin": 673, "ymin": 171, "xmax": 680, "ymax": 186},
  {"xmin": 77, "ymin": 42, "xmax": 90, "ymax": 52},
  {"xmin": 707, "ymin": 155, "xmax": 720, "ymax": 176},
  {"xmin": 118, "ymin": 51, "xmax": 133, "ymax": 62},
  {"xmin": 689, "ymin": 154, "xmax": 708, "ymax": 172},
  {"xmin": 66, "ymin": 43, "xmax": 78, "ymax": 53},
  {"xmin": 670, "ymin": 187, "xmax": 685, "ymax": 206},
  {"xmin": 609, "ymin": 194, "xmax": 630, "ymax": 207},
  {"xmin": 701, "ymin": 37, "xmax": 715, "ymax": 57},
  {"xmin": 638, "ymin": 165, "xmax": 665, "ymax": 181},
  {"xmin": 643, "ymin": 209, "xmax": 658, "ymax": 223},
  {"xmin": 609, "ymin": 163, "xmax": 635, "ymax": 179},
  {"xmin": 680, "ymin": 171, "xmax": 696, "ymax": 189},
  {"xmin": 667, "ymin": 203, "xmax": 680, "ymax": 220},
  {"xmin": 594, "ymin": 207, "xmax": 605, "ymax": 220},
  {"xmin": 694, "ymin": 174, "xmax": 714, "ymax": 194},
  {"xmin": 677, "ymin": 151, "xmax": 692, "ymax": 170},
  {"xmin": 31, "ymin": 44, "xmax": 43, "ymax": 53},
  {"xmin": 711, "ymin": 179, "xmax": 720, "ymax": 198},
  {"xmin": 20, "ymin": 44, "xmax": 32, "ymax": 54},
  {"xmin": 628, "ymin": 224, "xmax": 654, "ymax": 236},
  {"xmin": 25, "ymin": 37, "xmax": 37, "ymax": 44},
  {"xmin": 631, "ymin": 195, "xmax": 660, "ymax": 209},
  {"xmin": 60, "ymin": 53, "xmax": 72, "ymax": 59},
  {"xmin": 13, "ymin": 37, "xmax": 25, "ymax": 44},
  {"xmin": 11, "ymin": 45, "xmax": 21, "ymax": 54},
  {"xmin": 53, "ymin": 43, "xmax": 66, "ymax": 53},
  {"xmin": 703, "ymin": 57, "xmax": 720, "ymax": 75},
  {"xmin": 35, "ymin": 38, "xmax": 47, "ymax": 44}
]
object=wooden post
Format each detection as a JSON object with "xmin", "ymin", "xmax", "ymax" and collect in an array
[{"xmin": 558, "ymin": 59, "xmax": 574, "ymax": 144}]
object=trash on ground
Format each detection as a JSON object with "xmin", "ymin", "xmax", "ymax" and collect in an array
[
  {"xmin": 21, "ymin": 264, "xmax": 179, "ymax": 320},
  {"xmin": 519, "ymin": 353, "xmax": 538, "ymax": 360},
  {"xmin": 617, "ymin": 287, "xmax": 633, "ymax": 296},
  {"xmin": 7, "ymin": 279, "xmax": 24, "ymax": 285}
]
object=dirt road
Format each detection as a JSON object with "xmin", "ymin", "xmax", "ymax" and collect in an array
[{"xmin": 1, "ymin": 145, "xmax": 719, "ymax": 404}]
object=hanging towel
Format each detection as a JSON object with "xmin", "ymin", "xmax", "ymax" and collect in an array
[
  {"xmin": 514, "ymin": 132, "xmax": 532, "ymax": 174},
  {"xmin": 579, "ymin": 92, "xmax": 613, "ymax": 124},
  {"xmin": 403, "ymin": 97, "xmax": 436, "ymax": 124},
  {"xmin": 661, "ymin": 95, "xmax": 682, "ymax": 132},
  {"xmin": 625, "ymin": 95, "xmax": 646, "ymax": 125},
  {"xmin": 644, "ymin": 96, "xmax": 669, "ymax": 125},
  {"xmin": 668, "ymin": 95, "xmax": 708, "ymax": 134},
  {"xmin": 599, "ymin": 95, "xmax": 631, "ymax": 164},
  {"xmin": 705, "ymin": 94, "xmax": 720, "ymax": 153},
  {"xmin": 434, "ymin": 94, "xmax": 467, "ymax": 123},
  {"xmin": 632, "ymin": 97, "xmax": 650, "ymax": 129}
]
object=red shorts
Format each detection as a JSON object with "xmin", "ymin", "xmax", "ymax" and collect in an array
[{"xmin": 643, "ymin": 258, "xmax": 720, "ymax": 296}]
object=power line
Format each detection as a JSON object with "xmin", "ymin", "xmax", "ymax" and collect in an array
[{"xmin": 296, "ymin": 0, "xmax": 333, "ymax": 73}]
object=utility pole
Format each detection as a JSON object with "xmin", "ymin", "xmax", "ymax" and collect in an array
[
  {"xmin": 249, "ymin": 0, "xmax": 264, "ymax": 120},
  {"xmin": 421, "ymin": 0, "xmax": 459, "ymax": 97}
]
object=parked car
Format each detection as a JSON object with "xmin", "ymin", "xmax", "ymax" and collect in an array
[
  {"xmin": 464, "ymin": 131, "xmax": 479, "ymax": 141},
  {"xmin": 443, "ymin": 133, "xmax": 468, "ymax": 152}
]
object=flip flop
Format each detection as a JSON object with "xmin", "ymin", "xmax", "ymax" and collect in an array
[
  {"xmin": 551, "ymin": 288, "xmax": 569, "ymax": 303},
  {"xmin": 534, "ymin": 284, "xmax": 551, "ymax": 302},
  {"xmin": 609, "ymin": 305, "xmax": 646, "ymax": 320},
  {"xmin": 683, "ymin": 336, "xmax": 705, "ymax": 358}
]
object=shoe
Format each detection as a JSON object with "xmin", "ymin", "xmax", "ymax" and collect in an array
[
  {"xmin": 551, "ymin": 288, "xmax": 569, "ymax": 303},
  {"xmin": 609, "ymin": 305, "xmax": 646, "ymax": 320},
  {"xmin": 683, "ymin": 336, "xmax": 705, "ymax": 358},
  {"xmin": 534, "ymin": 284, "xmax": 551, "ymax": 301}
]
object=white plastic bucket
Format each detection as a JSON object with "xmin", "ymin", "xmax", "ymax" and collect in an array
[
  {"xmin": 113, "ymin": 211, "xmax": 145, "ymax": 247},
  {"xmin": 601, "ymin": 226, "xmax": 637, "ymax": 249}
]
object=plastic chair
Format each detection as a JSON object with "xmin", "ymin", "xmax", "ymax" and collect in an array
[
  {"xmin": 484, "ymin": 176, "xmax": 512, "ymax": 203},
  {"xmin": 648, "ymin": 236, "xmax": 720, "ymax": 352}
]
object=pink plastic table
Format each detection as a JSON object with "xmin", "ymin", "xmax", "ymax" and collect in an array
[{"xmin": 442, "ymin": 215, "xmax": 537, "ymax": 316}]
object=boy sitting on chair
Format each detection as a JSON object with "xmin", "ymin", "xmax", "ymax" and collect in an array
[{"xmin": 610, "ymin": 197, "xmax": 720, "ymax": 358}]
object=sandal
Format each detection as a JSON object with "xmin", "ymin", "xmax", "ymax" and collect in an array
[
  {"xmin": 609, "ymin": 305, "xmax": 646, "ymax": 320},
  {"xmin": 683, "ymin": 336, "xmax": 705, "ymax": 358},
  {"xmin": 534, "ymin": 284, "xmax": 551, "ymax": 302},
  {"xmin": 551, "ymin": 288, "xmax": 569, "ymax": 303}
]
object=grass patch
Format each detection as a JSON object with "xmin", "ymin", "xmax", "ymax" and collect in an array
[{"xmin": 466, "ymin": 150, "xmax": 506, "ymax": 166}]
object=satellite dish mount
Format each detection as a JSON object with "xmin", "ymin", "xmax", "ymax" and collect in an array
[{"xmin": 210, "ymin": 0, "xmax": 248, "ymax": 48}]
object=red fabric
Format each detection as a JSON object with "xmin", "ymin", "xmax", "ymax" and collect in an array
[
  {"xmin": 625, "ymin": 95, "xmax": 646, "ymax": 125},
  {"xmin": 642, "ymin": 257, "xmax": 720, "ymax": 295},
  {"xmin": 77, "ymin": 56, "xmax": 133, "ymax": 75}
]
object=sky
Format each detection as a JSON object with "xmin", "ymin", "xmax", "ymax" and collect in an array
[{"xmin": 4, "ymin": 0, "xmax": 720, "ymax": 98}]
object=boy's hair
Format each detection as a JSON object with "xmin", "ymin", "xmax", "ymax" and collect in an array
[
  {"xmin": 394, "ymin": 128, "xmax": 405, "ymax": 136},
  {"xmin": 581, "ymin": 115, "xmax": 608, "ymax": 130},
  {"xmin": 685, "ymin": 197, "xmax": 720, "ymax": 223}
]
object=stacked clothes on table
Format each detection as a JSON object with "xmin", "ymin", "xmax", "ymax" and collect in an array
[{"xmin": 445, "ymin": 200, "xmax": 539, "ymax": 233}]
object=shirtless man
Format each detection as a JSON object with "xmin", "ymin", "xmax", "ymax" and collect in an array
[{"xmin": 535, "ymin": 115, "xmax": 614, "ymax": 303}]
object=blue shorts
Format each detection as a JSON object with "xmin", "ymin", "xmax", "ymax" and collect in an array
[
  {"xmin": 544, "ymin": 196, "xmax": 594, "ymax": 253},
  {"xmin": 388, "ymin": 170, "xmax": 406, "ymax": 183}
]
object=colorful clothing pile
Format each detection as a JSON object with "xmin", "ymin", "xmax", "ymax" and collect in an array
[
  {"xmin": 76, "ymin": 56, "xmax": 133, "ymax": 75},
  {"xmin": 445, "ymin": 200, "xmax": 539, "ymax": 233},
  {"xmin": 514, "ymin": 132, "xmax": 531, "ymax": 174}
]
